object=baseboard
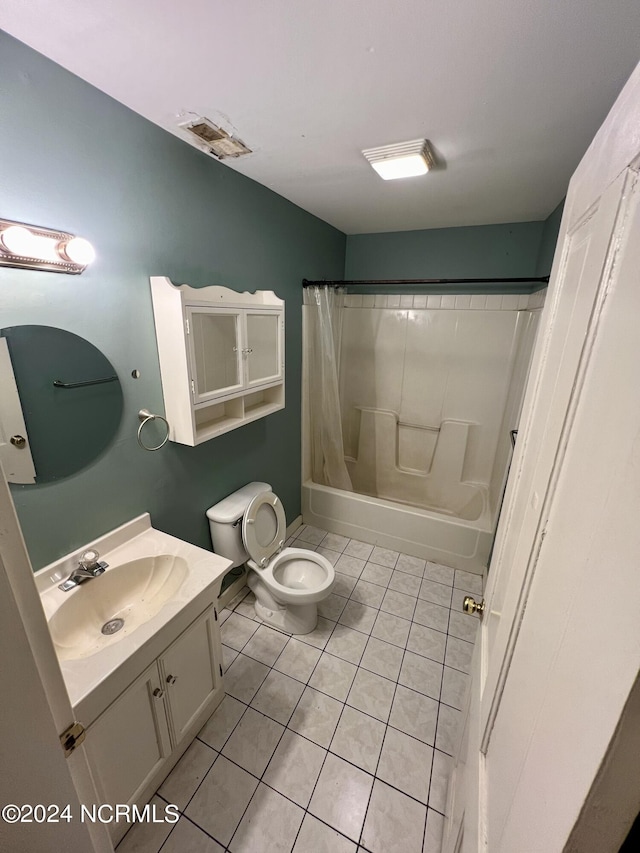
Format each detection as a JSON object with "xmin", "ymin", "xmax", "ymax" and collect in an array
[
  {"xmin": 287, "ymin": 515, "xmax": 303, "ymax": 538},
  {"xmin": 218, "ymin": 573, "xmax": 247, "ymax": 609}
]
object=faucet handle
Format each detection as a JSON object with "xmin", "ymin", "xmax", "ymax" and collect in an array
[{"xmin": 79, "ymin": 549, "xmax": 100, "ymax": 569}]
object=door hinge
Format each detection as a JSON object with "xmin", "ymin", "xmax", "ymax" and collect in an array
[
  {"xmin": 191, "ymin": 379, "xmax": 195, "ymax": 396},
  {"xmin": 60, "ymin": 721, "xmax": 86, "ymax": 757},
  {"xmin": 219, "ymin": 663, "xmax": 223, "ymax": 678},
  {"xmin": 185, "ymin": 317, "xmax": 190, "ymax": 335}
]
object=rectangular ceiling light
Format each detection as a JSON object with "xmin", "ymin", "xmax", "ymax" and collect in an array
[{"xmin": 362, "ymin": 139, "xmax": 435, "ymax": 180}]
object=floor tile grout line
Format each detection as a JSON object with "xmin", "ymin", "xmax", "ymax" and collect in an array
[
  {"xmin": 356, "ymin": 628, "xmax": 417, "ymax": 850},
  {"xmin": 168, "ymin": 724, "xmax": 445, "ymax": 833},
  {"xmin": 226, "ymin": 624, "xmax": 468, "ymax": 717},
  {"xmin": 209, "ymin": 644, "xmax": 451, "ymax": 800},
  {"xmin": 214, "ymin": 689, "xmax": 456, "ymax": 758},
  {"xmin": 224, "ymin": 601, "xmax": 475, "ymax": 682},
  {"xmin": 174, "ymin": 697, "xmax": 256, "ymax": 847},
  {"xmin": 169, "ymin": 677, "xmax": 456, "ymax": 841},
  {"xmin": 189, "ymin": 695, "xmax": 453, "ymax": 849},
  {"xmin": 227, "ymin": 641, "xmax": 336, "ymax": 852},
  {"xmin": 154, "ymin": 796, "xmax": 230, "ymax": 852},
  {"xmin": 226, "ymin": 591, "xmax": 478, "ymax": 647},
  {"xmin": 223, "ymin": 650, "xmax": 324, "ymax": 853}
]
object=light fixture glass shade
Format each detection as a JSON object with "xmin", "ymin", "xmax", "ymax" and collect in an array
[
  {"xmin": 362, "ymin": 139, "xmax": 435, "ymax": 181},
  {"xmin": 370, "ymin": 154, "xmax": 430, "ymax": 180},
  {"xmin": 1, "ymin": 225, "xmax": 36, "ymax": 256},
  {"xmin": 62, "ymin": 237, "xmax": 95, "ymax": 265}
]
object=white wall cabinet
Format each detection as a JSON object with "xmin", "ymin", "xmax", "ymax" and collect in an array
[
  {"xmin": 84, "ymin": 606, "xmax": 223, "ymax": 843},
  {"xmin": 150, "ymin": 276, "xmax": 285, "ymax": 445}
]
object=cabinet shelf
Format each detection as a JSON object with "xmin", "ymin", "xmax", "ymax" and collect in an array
[{"xmin": 150, "ymin": 276, "xmax": 285, "ymax": 445}]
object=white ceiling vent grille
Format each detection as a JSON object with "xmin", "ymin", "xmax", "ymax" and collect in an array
[
  {"xmin": 362, "ymin": 139, "xmax": 435, "ymax": 180},
  {"xmin": 180, "ymin": 117, "xmax": 252, "ymax": 159}
]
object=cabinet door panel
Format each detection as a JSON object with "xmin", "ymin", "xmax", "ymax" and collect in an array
[
  {"xmin": 188, "ymin": 308, "xmax": 243, "ymax": 402},
  {"xmin": 245, "ymin": 311, "xmax": 282, "ymax": 386},
  {"xmin": 85, "ymin": 663, "xmax": 171, "ymax": 807},
  {"xmin": 161, "ymin": 608, "xmax": 220, "ymax": 744}
]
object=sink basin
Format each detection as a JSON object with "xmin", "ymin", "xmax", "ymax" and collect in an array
[{"xmin": 48, "ymin": 555, "xmax": 189, "ymax": 661}]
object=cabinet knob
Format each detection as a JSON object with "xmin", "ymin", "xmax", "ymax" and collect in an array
[
  {"xmin": 152, "ymin": 688, "xmax": 164, "ymax": 698},
  {"xmin": 166, "ymin": 674, "xmax": 178, "ymax": 685}
]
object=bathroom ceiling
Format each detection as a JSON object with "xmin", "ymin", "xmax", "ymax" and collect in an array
[{"xmin": 2, "ymin": 0, "xmax": 640, "ymax": 234}]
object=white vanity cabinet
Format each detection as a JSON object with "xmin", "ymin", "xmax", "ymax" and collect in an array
[
  {"xmin": 84, "ymin": 606, "xmax": 223, "ymax": 843},
  {"xmin": 150, "ymin": 276, "xmax": 285, "ymax": 445}
]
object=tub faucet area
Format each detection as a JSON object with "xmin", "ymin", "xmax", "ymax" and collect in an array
[{"xmin": 58, "ymin": 549, "xmax": 108, "ymax": 591}]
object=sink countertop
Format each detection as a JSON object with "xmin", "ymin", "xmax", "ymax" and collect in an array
[{"xmin": 36, "ymin": 514, "xmax": 232, "ymax": 725}]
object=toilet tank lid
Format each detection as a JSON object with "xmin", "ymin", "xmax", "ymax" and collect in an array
[{"xmin": 206, "ymin": 481, "xmax": 272, "ymax": 524}]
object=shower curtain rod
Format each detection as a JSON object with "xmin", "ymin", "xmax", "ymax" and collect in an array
[{"xmin": 302, "ymin": 276, "xmax": 550, "ymax": 287}]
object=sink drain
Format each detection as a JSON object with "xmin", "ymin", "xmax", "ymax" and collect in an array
[{"xmin": 101, "ymin": 618, "xmax": 125, "ymax": 636}]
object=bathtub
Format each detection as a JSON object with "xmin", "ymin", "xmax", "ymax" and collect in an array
[{"xmin": 302, "ymin": 479, "xmax": 492, "ymax": 575}]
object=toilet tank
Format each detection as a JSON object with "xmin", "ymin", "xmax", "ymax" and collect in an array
[{"xmin": 206, "ymin": 481, "xmax": 271, "ymax": 568}]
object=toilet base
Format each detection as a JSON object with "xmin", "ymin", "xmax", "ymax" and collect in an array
[
  {"xmin": 254, "ymin": 598, "xmax": 318, "ymax": 635},
  {"xmin": 247, "ymin": 571, "xmax": 318, "ymax": 634}
]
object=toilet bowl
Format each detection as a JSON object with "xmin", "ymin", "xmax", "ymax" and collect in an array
[{"xmin": 207, "ymin": 482, "xmax": 335, "ymax": 634}]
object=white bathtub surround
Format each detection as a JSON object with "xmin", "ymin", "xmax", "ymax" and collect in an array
[
  {"xmin": 339, "ymin": 305, "xmax": 537, "ymax": 502},
  {"xmin": 348, "ymin": 412, "xmax": 485, "ymax": 520},
  {"xmin": 303, "ymin": 284, "xmax": 353, "ymax": 491},
  {"xmin": 118, "ymin": 522, "xmax": 481, "ymax": 853},
  {"xmin": 343, "ymin": 290, "xmax": 547, "ymax": 311},
  {"xmin": 303, "ymin": 292, "xmax": 544, "ymax": 575}
]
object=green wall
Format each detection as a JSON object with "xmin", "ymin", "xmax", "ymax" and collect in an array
[
  {"xmin": 0, "ymin": 31, "xmax": 345, "ymax": 570},
  {"xmin": 345, "ymin": 220, "xmax": 546, "ymax": 285}
]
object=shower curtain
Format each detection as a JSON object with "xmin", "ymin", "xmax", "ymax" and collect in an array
[{"xmin": 304, "ymin": 285, "xmax": 353, "ymax": 491}]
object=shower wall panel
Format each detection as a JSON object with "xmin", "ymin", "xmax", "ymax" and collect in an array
[{"xmin": 339, "ymin": 305, "xmax": 532, "ymax": 511}]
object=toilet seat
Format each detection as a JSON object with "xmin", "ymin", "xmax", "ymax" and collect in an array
[
  {"xmin": 242, "ymin": 491, "xmax": 287, "ymax": 567},
  {"xmin": 248, "ymin": 547, "xmax": 335, "ymax": 605}
]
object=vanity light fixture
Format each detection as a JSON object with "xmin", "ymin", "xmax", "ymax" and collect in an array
[
  {"xmin": 0, "ymin": 218, "xmax": 95, "ymax": 274},
  {"xmin": 362, "ymin": 138, "xmax": 435, "ymax": 180}
]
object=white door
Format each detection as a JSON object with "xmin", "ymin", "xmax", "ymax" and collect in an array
[
  {"xmin": 0, "ymin": 465, "xmax": 112, "ymax": 853},
  {"xmin": 445, "ymin": 63, "xmax": 640, "ymax": 853},
  {"xmin": 0, "ymin": 337, "xmax": 36, "ymax": 483}
]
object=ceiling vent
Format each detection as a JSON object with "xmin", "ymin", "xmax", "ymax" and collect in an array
[
  {"xmin": 180, "ymin": 117, "xmax": 252, "ymax": 159},
  {"xmin": 362, "ymin": 139, "xmax": 435, "ymax": 180}
]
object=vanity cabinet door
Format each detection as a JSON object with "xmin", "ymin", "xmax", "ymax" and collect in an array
[
  {"xmin": 159, "ymin": 607, "xmax": 222, "ymax": 745},
  {"xmin": 85, "ymin": 663, "xmax": 172, "ymax": 808}
]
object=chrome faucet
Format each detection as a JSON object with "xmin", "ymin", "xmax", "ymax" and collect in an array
[{"xmin": 59, "ymin": 549, "xmax": 108, "ymax": 591}]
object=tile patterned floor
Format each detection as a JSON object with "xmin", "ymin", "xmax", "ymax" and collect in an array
[{"xmin": 117, "ymin": 525, "xmax": 483, "ymax": 853}]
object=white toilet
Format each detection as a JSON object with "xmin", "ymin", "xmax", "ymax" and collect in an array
[{"xmin": 207, "ymin": 482, "xmax": 335, "ymax": 634}]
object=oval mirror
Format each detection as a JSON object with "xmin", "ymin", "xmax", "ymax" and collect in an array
[{"xmin": 0, "ymin": 325, "xmax": 123, "ymax": 484}]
